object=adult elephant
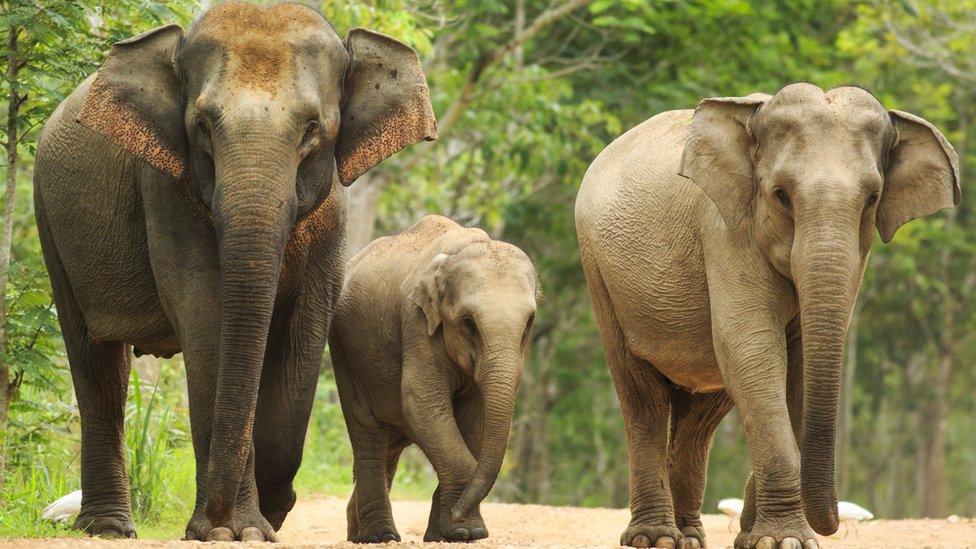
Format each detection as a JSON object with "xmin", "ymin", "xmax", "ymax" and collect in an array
[
  {"xmin": 33, "ymin": 2, "xmax": 435, "ymax": 542},
  {"xmin": 575, "ymin": 84, "xmax": 958, "ymax": 549}
]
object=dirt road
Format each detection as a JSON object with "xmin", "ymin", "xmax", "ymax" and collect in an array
[{"xmin": 4, "ymin": 496, "xmax": 974, "ymax": 548}]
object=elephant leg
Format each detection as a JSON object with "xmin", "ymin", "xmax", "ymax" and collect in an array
[
  {"xmin": 180, "ymin": 326, "xmax": 274, "ymax": 542},
  {"xmin": 585, "ymin": 266, "xmax": 679, "ymax": 548},
  {"xmin": 739, "ymin": 323, "xmax": 802, "ymax": 539},
  {"xmin": 252, "ymin": 302, "xmax": 332, "ymax": 529},
  {"xmin": 348, "ymin": 427, "xmax": 400, "ymax": 543},
  {"xmin": 713, "ymin": 320, "xmax": 814, "ymax": 549},
  {"xmin": 424, "ymin": 390, "xmax": 488, "ymax": 542},
  {"xmin": 346, "ymin": 437, "xmax": 406, "ymax": 542},
  {"xmin": 669, "ymin": 389, "xmax": 734, "ymax": 549},
  {"xmin": 37, "ymin": 199, "xmax": 135, "ymax": 538}
]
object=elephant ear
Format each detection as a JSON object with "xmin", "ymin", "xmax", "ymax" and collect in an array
[
  {"xmin": 877, "ymin": 110, "xmax": 961, "ymax": 243},
  {"xmin": 678, "ymin": 93, "xmax": 769, "ymax": 230},
  {"xmin": 336, "ymin": 28, "xmax": 437, "ymax": 186},
  {"xmin": 77, "ymin": 24, "xmax": 187, "ymax": 180},
  {"xmin": 409, "ymin": 253, "xmax": 449, "ymax": 336}
]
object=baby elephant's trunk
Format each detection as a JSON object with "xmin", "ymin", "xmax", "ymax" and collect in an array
[{"xmin": 451, "ymin": 350, "xmax": 521, "ymax": 522}]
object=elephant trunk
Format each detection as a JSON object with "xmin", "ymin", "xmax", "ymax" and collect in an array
[
  {"xmin": 792, "ymin": 210, "xmax": 861, "ymax": 536},
  {"xmin": 451, "ymin": 348, "xmax": 521, "ymax": 522},
  {"xmin": 204, "ymin": 141, "xmax": 297, "ymax": 525}
]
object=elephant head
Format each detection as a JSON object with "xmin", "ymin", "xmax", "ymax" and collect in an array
[
  {"xmin": 76, "ymin": 2, "xmax": 436, "ymax": 525},
  {"xmin": 679, "ymin": 83, "xmax": 959, "ymax": 535},
  {"xmin": 410, "ymin": 240, "xmax": 538, "ymax": 522}
]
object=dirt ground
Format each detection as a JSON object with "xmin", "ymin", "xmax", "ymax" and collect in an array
[{"xmin": 3, "ymin": 496, "xmax": 974, "ymax": 548}]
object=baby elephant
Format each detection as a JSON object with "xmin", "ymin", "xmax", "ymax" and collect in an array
[{"xmin": 330, "ymin": 215, "xmax": 538, "ymax": 543}]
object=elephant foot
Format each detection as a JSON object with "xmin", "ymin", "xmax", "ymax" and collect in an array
[
  {"xmin": 734, "ymin": 520, "xmax": 818, "ymax": 549},
  {"xmin": 184, "ymin": 505, "xmax": 277, "ymax": 542},
  {"xmin": 620, "ymin": 522, "xmax": 683, "ymax": 548},
  {"xmin": 73, "ymin": 514, "xmax": 136, "ymax": 539},
  {"xmin": 677, "ymin": 521, "xmax": 706, "ymax": 548},
  {"xmin": 355, "ymin": 518, "xmax": 401, "ymax": 543},
  {"xmin": 424, "ymin": 501, "xmax": 488, "ymax": 542}
]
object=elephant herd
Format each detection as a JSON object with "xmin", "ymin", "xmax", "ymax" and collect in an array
[{"xmin": 31, "ymin": 2, "xmax": 959, "ymax": 549}]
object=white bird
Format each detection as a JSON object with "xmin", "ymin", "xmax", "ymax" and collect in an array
[
  {"xmin": 40, "ymin": 490, "xmax": 82, "ymax": 524},
  {"xmin": 717, "ymin": 498, "xmax": 744, "ymax": 531},
  {"xmin": 836, "ymin": 501, "xmax": 873, "ymax": 539},
  {"xmin": 837, "ymin": 501, "xmax": 873, "ymax": 522},
  {"xmin": 717, "ymin": 498, "xmax": 744, "ymax": 518}
]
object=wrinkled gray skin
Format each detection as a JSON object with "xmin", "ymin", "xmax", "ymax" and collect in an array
[
  {"xmin": 330, "ymin": 215, "xmax": 538, "ymax": 543},
  {"xmin": 32, "ymin": 2, "xmax": 435, "ymax": 541},
  {"xmin": 576, "ymin": 84, "xmax": 959, "ymax": 549}
]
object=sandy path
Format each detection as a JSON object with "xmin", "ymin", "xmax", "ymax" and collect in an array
[{"xmin": 3, "ymin": 497, "xmax": 974, "ymax": 548}]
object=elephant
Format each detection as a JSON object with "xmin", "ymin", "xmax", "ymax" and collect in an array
[
  {"xmin": 575, "ymin": 83, "xmax": 959, "ymax": 549},
  {"xmin": 329, "ymin": 215, "xmax": 538, "ymax": 543},
  {"xmin": 32, "ymin": 2, "xmax": 435, "ymax": 541}
]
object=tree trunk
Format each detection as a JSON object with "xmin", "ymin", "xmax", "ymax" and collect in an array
[
  {"xmin": 343, "ymin": 172, "xmax": 383, "ymax": 260},
  {"xmin": 0, "ymin": 23, "xmax": 21, "ymax": 494},
  {"xmin": 920, "ymin": 206, "xmax": 956, "ymax": 519}
]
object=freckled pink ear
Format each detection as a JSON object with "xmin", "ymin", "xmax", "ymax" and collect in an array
[
  {"xmin": 336, "ymin": 28, "xmax": 437, "ymax": 186},
  {"xmin": 77, "ymin": 24, "xmax": 187, "ymax": 180},
  {"xmin": 409, "ymin": 253, "xmax": 448, "ymax": 336}
]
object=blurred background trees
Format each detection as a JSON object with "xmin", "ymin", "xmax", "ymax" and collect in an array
[{"xmin": 1, "ymin": 0, "xmax": 975, "ymax": 537}]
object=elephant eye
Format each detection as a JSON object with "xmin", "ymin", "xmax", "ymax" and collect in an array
[
  {"xmin": 196, "ymin": 117, "xmax": 210, "ymax": 137},
  {"xmin": 772, "ymin": 187, "xmax": 791, "ymax": 210},
  {"xmin": 866, "ymin": 192, "xmax": 880, "ymax": 208},
  {"xmin": 522, "ymin": 314, "xmax": 535, "ymax": 344},
  {"xmin": 461, "ymin": 315, "xmax": 478, "ymax": 338},
  {"xmin": 302, "ymin": 119, "xmax": 321, "ymax": 146}
]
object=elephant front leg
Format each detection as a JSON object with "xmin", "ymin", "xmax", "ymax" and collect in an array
[
  {"xmin": 402, "ymin": 367, "xmax": 481, "ymax": 542},
  {"xmin": 424, "ymin": 391, "xmax": 488, "ymax": 542},
  {"xmin": 162, "ymin": 290, "xmax": 275, "ymax": 541},
  {"xmin": 714, "ymin": 322, "xmax": 817, "ymax": 549},
  {"xmin": 252, "ymin": 239, "xmax": 342, "ymax": 531},
  {"xmin": 668, "ymin": 388, "xmax": 734, "ymax": 549}
]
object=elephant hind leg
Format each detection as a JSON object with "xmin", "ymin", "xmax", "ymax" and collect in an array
[
  {"xmin": 348, "ymin": 427, "xmax": 400, "ymax": 543},
  {"xmin": 583, "ymin": 263, "xmax": 680, "ymax": 548},
  {"xmin": 668, "ymin": 388, "xmax": 734, "ymax": 548},
  {"xmin": 37, "ymin": 200, "xmax": 135, "ymax": 538}
]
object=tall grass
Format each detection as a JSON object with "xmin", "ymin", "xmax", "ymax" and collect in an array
[{"xmin": 125, "ymin": 367, "xmax": 192, "ymax": 526}]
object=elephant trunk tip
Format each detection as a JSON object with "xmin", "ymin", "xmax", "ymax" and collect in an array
[
  {"xmin": 806, "ymin": 504, "xmax": 839, "ymax": 536},
  {"xmin": 452, "ymin": 478, "xmax": 489, "ymax": 522}
]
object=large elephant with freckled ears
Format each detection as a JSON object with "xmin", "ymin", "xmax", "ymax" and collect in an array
[
  {"xmin": 575, "ymin": 83, "xmax": 959, "ymax": 549},
  {"xmin": 32, "ymin": 1, "xmax": 435, "ymax": 542}
]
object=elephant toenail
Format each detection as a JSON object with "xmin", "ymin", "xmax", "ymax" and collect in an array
[
  {"xmin": 756, "ymin": 536, "xmax": 777, "ymax": 549},
  {"xmin": 240, "ymin": 527, "xmax": 264, "ymax": 541},
  {"xmin": 632, "ymin": 534, "xmax": 652, "ymax": 547},
  {"xmin": 470, "ymin": 527, "xmax": 487, "ymax": 539},
  {"xmin": 803, "ymin": 539, "xmax": 819, "ymax": 549},
  {"xmin": 452, "ymin": 527, "xmax": 471, "ymax": 541},
  {"xmin": 779, "ymin": 538, "xmax": 802, "ymax": 549},
  {"xmin": 655, "ymin": 536, "xmax": 676, "ymax": 549},
  {"xmin": 679, "ymin": 538, "xmax": 701, "ymax": 549},
  {"xmin": 205, "ymin": 526, "xmax": 235, "ymax": 542}
]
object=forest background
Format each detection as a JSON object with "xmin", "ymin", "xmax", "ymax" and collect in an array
[{"xmin": 1, "ymin": 0, "xmax": 974, "ymax": 538}]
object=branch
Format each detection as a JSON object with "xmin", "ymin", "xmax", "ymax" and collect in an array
[{"xmin": 436, "ymin": 0, "xmax": 594, "ymax": 139}]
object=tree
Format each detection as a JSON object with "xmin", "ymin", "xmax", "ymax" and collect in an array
[{"xmin": 0, "ymin": 0, "xmax": 194, "ymax": 494}]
